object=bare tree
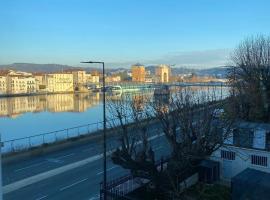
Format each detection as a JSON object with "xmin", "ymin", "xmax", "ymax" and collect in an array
[
  {"xmin": 106, "ymin": 94, "xmax": 161, "ymax": 185},
  {"xmin": 228, "ymin": 35, "xmax": 270, "ymax": 121},
  {"xmin": 107, "ymin": 88, "xmax": 233, "ymax": 198},
  {"xmin": 152, "ymin": 87, "xmax": 233, "ymax": 197}
]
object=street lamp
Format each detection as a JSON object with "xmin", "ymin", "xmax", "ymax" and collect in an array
[{"xmin": 81, "ymin": 61, "xmax": 107, "ymax": 199}]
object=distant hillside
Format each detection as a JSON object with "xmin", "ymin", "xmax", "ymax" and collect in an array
[
  {"xmin": 0, "ymin": 63, "xmax": 78, "ymax": 73},
  {"xmin": 146, "ymin": 65, "xmax": 230, "ymax": 78},
  {"xmin": 196, "ymin": 66, "xmax": 231, "ymax": 78},
  {"xmin": 0, "ymin": 63, "xmax": 231, "ymax": 78},
  {"xmin": 146, "ymin": 65, "xmax": 196, "ymax": 75}
]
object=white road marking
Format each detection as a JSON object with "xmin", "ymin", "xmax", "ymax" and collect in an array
[
  {"xmin": 14, "ymin": 161, "xmax": 47, "ymax": 172},
  {"xmin": 35, "ymin": 195, "xmax": 48, "ymax": 200},
  {"xmin": 96, "ymin": 166, "xmax": 118, "ymax": 175},
  {"xmin": 88, "ymin": 194, "xmax": 99, "ymax": 200},
  {"xmin": 59, "ymin": 178, "xmax": 88, "ymax": 191},
  {"xmin": 4, "ymin": 133, "xmax": 164, "ymax": 194},
  {"xmin": 14, "ymin": 153, "xmax": 75, "ymax": 172}
]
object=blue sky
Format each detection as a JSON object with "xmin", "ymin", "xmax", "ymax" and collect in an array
[{"xmin": 1, "ymin": 0, "xmax": 270, "ymax": 68}]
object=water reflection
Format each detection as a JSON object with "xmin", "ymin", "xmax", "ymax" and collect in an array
[
  {"xmin": 0, "ymin": 86, "xmax": 229, "ymax": 141},
  {"xmin": 0, "ymin": 93, "xmax": 100, "ymax": 118}
]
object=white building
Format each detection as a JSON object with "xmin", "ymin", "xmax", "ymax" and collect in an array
[
  {"xmin": 0, "ymin": 76, "xmax": 7, "ymax": 95},
  {"xmin": 211, "ymin": 122, "xmax": 270, "ymax": 181}
]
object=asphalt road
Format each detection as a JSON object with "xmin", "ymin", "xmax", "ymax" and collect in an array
[{"xmin": 2, "ymin": 124, "xmax": 170, "ymax": 200}]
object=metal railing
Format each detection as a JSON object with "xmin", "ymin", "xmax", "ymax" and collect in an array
[
  {"xmin": 100, "ymin": 155, "xmax": 171, "ymax": 200},
  {"xmin": 2, "ymin": 121, "xmax": 105, "ymax": 154}
]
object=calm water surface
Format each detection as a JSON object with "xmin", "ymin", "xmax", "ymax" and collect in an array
[{"xmin": 0, "ymin": 86, "xmax": 228, "ymax": 142}]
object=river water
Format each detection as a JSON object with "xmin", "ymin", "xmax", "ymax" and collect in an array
[{"xmin": 0, "ymin": 86, "xmax": 229, "ymax": 143}]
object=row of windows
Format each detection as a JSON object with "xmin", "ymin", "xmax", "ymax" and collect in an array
[
  {"xmin": 251, "ymin": 155, "xmax": 268, "ymax": 167},
  {"xmin": 221, "ymin": 150, "xmax": 235, "ymax": 160},
  {"xmin": 221, "ymin": 150, "xmax": 268, "ymax": 167}
]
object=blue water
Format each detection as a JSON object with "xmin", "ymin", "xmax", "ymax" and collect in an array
[{"xmin": 0, "ymin": 86, "xmax": 229, "ymax": 142}]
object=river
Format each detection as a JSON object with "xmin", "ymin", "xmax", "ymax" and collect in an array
[{"xmin": 0, "ymin": 86, "xmax": 229, "ymax": 143}]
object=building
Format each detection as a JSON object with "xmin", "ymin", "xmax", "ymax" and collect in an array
[
  {"xmin": 155, "ymin": 64, "xmax": 170, "ymax": 83},
  {"xmin": 131, "ymin": 64, "xmax": 145, "ymax": 82},
  {"xmin": 33, "ymin": 73, "xmax": 47, "ymax": 91},
  {"xmin": 0, "ymin": 70, "xmax": 37, "ymax": 95},
  {"xmin": 72, "ymin": 70, "xmax": 86, "ymax": 87},
  {"xmin": 85, "ymin": 74, "xmax": 99, "ymax": 84},
  {"xmin": 0, "ymin": 76, "xmax": 7, "ymax": 95},
  {"xmin": 210, "ymin": 121, "xmax": 270, "ymax": 181},
  {"xmin": 45, "ymin": 73, "xmax": 74, "ymax": 93},
  {"xmin": 105, "ymin": 75, "xmax": 121, "ymax": 83},
  {"xmin": 145, "ymin": 75, "xmax": 154, "ymax": 83},
  {"xmin": 6, "ymin": 75, "xmax": 37, "ymax": 94}
]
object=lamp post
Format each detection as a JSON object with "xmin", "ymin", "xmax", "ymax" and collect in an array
[{"xmin": 81, "ymin": 61, "xmax": 107, "ymax": 199}]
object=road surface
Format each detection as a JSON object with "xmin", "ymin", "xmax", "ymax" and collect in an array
[{"xmin": 3, "ymin": 124, "xmax": 170, "ymax": 200}]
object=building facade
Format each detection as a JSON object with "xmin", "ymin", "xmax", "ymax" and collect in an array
[
  {"xmin": 0, "ymin": 76, "xmax": 7, "ymax": 95},
  {"xmin": 131, "ymin": 64, "xmax": 145, "ymax": 82},
  {"xmin": 210, "ymin": 122, "xmax": 270, "ymax": 181},
  {"xmin": 155, "ymin": 64, "xmax": 170, "ymax": 83},
  {"xmin": 85, "ymin": 74, "xmax": 99, "ymax": 84},
  {"xmin": 6, "ymin": 75, "xmax": 37, "ymax": 94},
  {"xmin": 45, "ymin": 73, "xmax": 74, "ymax": 93},
  {"xmin": 105, "ymin": 75, "xmax": 121, "ymax": 83}
]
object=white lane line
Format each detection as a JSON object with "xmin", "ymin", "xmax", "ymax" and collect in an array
[
  {"xmin": 14, "ymin": 161, "xmax": 47, "ymax": 172},
  {"xmin": 4, "ymin": 133, "xmax": 164, "ymax": 194},
  {"xmin": 35, "ymin": 195, "xmax": 48, "ymax": 200},
  {"xmin": 59, "ymin": 178, "xmax": 88, "ymax": 191},
  {"xmin": 54, "ymin": 153, "xmax": 75, "ymax": 160},
  {"xmin": 14, "ymin": 153, "xmax": 75, "ymax": 172},
  {"xmin": 88, "ymin": 194, "xmax": 99, "ymax": 200},
  {"xmin": 96, "ymin": 166, "xmax": 118, "ymax": 175}
]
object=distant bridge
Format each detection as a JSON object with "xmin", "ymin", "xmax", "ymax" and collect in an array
[{"xmin": 107, "ymin": 82, "xmax": 228, "ymax": 92}]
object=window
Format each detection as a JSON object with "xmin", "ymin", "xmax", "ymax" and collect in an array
[
  {"xmin": 221, "ymin": 150, "xmax": 235, "ymax": 160},
  {"xmin": 251, "ymin": 155, "xmax": 267, "ymax": 167}
]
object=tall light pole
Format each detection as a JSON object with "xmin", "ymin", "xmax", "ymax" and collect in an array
[{"xmin": 81, "ymin": 61, "xmax": 107, "ymax": 199}]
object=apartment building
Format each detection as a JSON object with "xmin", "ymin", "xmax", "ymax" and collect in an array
[
  {"xmin": 6, "ymin": 75, "xmax": 37, "ymax": 94},
  {"xmin": 85, "ymin": 74, "xmax": 99, "ymax": 84},
  {"xmin": 72, "ymin": 70, "xmax": 86, "ymax": 86},
  {"xmin": 131, "ymin": 64, "xmax": 145, "ymax": 82},
  {"xmin": 105, "ymin": 75, "xmax": 121, "ymax": 83},
  {"xmin": 45, "ymin": 73, "xmax": 74, "ymax": 93},
  {"xmin": 34, "ymin": 73, "xmax": 47, "ymax": 91},
  {"xmin": 0, "ymin": 76, "xmax": 7, "ymax": 95}
]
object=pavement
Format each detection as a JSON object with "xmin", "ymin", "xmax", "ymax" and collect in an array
[{"xmin": 2, "ymin": 123, "xmax": 170, "ymax": 200}]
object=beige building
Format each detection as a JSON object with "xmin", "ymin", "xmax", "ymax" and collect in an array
[
  {"xmin": 131, "ymin": 64, "xmax": 145, "ymax": 82},
  {"xmin": 0, "ymin": 70, "xmax": 37, "ymax": 95},
  {"xmin": 34, "ymin": 73, "xmax": 47, "ymax": 91},
  {"xmin": 105, "ymin": 75, "xmax": 121, "ymax": 83},
  {"xmin": 85, "ymin": 74, "xmax": 99, "ymax": 84},
  {"xmin": 0, "ymin": 76, "xmax": 7, "ymax": 95},
  {"xmin": 72, "ymin": 70, "xmax": 86, "ymax": 87},
  {"xmin": 6, "ymin": 75, "xmax": 37, "ymax": 94},
  {"xmin": 45, "ymin": 73, "xmax": 74, "ymax": 93},
  {"xmin": 155, "ymin": 64, "xmax": 170, "ymax": 83}
]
